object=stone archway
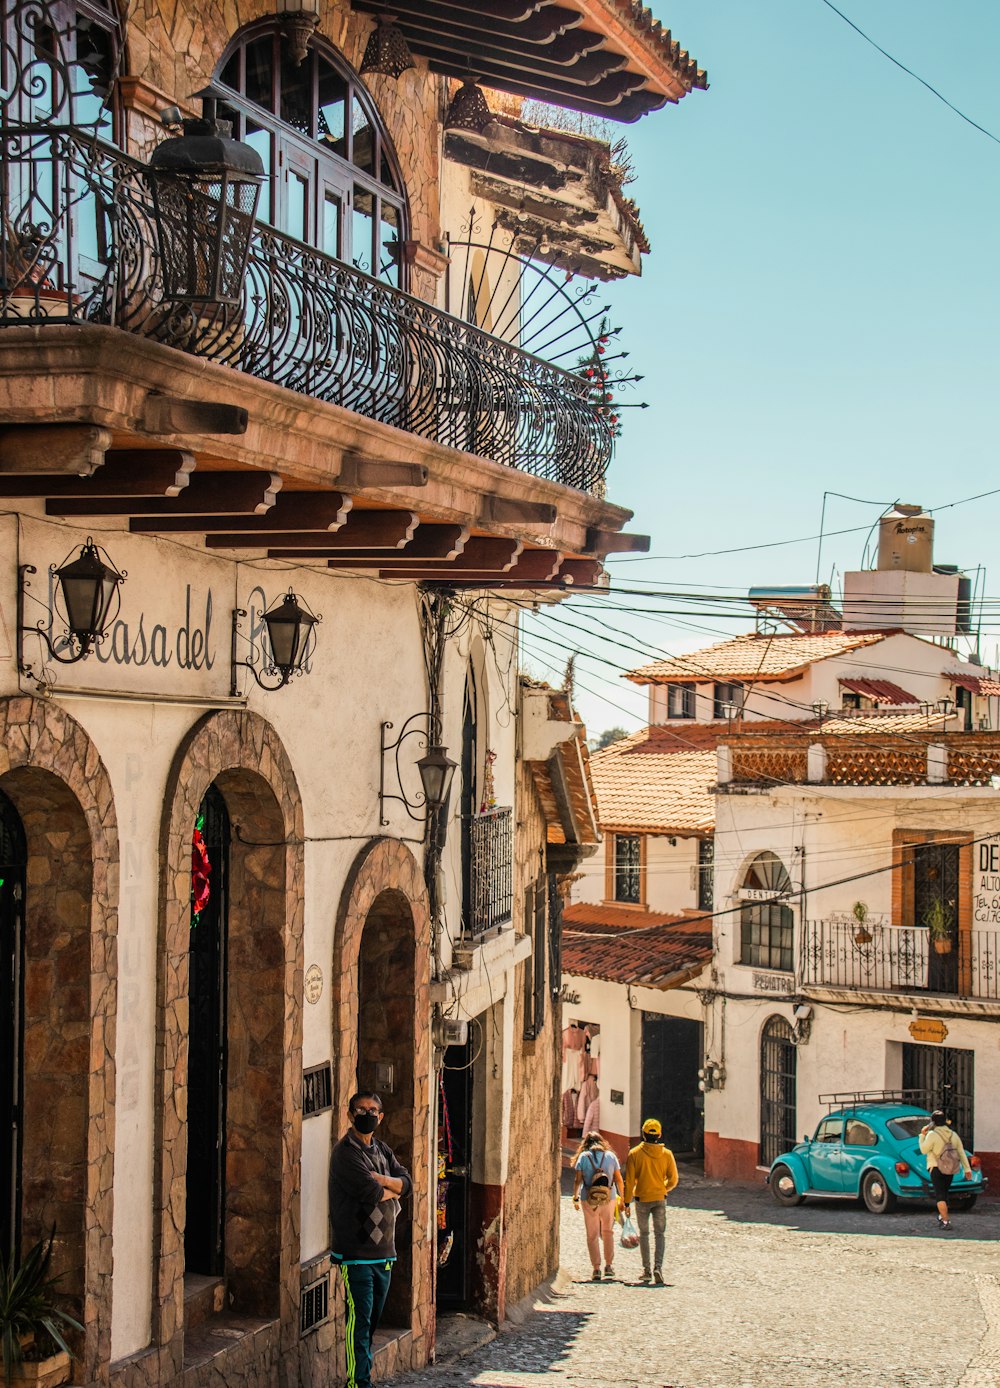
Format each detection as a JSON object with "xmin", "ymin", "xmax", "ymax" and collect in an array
[
  {"xmin": 0, "ymin": 696, "xmax": 119, "ymax": 1386},
  {"xmin": 331, "ymin": 839, "xmax": 431, "ymax": 1351},
  {"xmin": 154, "ymin": 711, "xmax": 304, "ymax": 1373}
]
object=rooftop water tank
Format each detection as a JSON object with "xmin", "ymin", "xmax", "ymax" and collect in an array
[{"xmin": 877, "ymin": 504, "xmax": 934, "ymax": 573}]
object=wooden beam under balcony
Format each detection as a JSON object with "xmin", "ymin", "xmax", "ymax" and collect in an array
[
  {"xmin": 47, "ymin": 472, "xmax": 281, "ymax": 516},
  {"xmin": 204, "ymin": 510, "xmax": 418, "ymax": 550},
  {"xmin": 275, "ymin": 524, "xmax": 472, "ymax": 564},
  {"xmin": 128, "ymin": 492, "xmax": 352, "ymax": 533},
  {"xmin": 373, "ymin": 537, "xmax": 524, "ymax": 579},
  {"xmin": 0, "ymin": 424, "xmax": 112, "ymax": 476},
  {"xmin": 0, "ymin": 449, "xmax": 196, "ymax": 497},
  {"xmin": 396, "ymin": 548, "xmax": 563, "ymax": 585}
]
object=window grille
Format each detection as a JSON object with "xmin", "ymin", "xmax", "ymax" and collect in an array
[
  {"xmin": 613, "ymin": 834, "xmax": 641, "ymax": 904},
  {"xmin": 303, "ymin": 1063, "xmax": 332, "ymax": 1117},
  {"xmin": 300, "ymin": 1273, "xmax": 329, "ymax": 1334}
]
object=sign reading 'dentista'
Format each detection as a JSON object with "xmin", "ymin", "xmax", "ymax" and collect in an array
[{"xmin": 974, "ymin": 835, "xmax": 1000, "ymax": 928}]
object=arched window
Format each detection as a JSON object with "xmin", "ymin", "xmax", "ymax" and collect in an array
[
  {"xmin": 216, "ymin": 25, "xmax": 408, "ymax": 285},
  {"xmin": 760, "ymin": 1016, "xmax": 796, "ymax": 1167},
  {"xmin": 739, "ymin": 851, "xmax": 794, "ymax": 972}
]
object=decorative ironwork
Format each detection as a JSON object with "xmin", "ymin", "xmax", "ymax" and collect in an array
[
  {"xmin": 0, "ymin": 0, "xmax": 615, "ymax": 494},
  {"xmin": 803, "ymin": 918, "xmax": 1000, "ymax": 1001},
  {"xmin": 760, "ymin": 1016, "xmax": 796, "ymax": 1169},
  {"xmin": 359, "ymin": 15, "xmax": 415, "ymax": 79},
  {"xmin": 462, "ymin": 807, "xmax": 513, "ymax": 938}
]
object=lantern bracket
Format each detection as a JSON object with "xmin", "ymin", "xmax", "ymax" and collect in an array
[
  {"xmin": 17, "ymin": 543, "xmax": 126, "ymax": 684},
  {"xmin": 230, "ymin": 592, "xmax": 320, "ymax": 695},
  {"xmin": 379, "ymin": 712, "xmax": 438, "ymax": 826}
]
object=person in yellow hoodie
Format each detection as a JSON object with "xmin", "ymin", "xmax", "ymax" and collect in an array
[{"xmin": 622, "ymin": 1118, "xmax": 678, "ymax": 1284}]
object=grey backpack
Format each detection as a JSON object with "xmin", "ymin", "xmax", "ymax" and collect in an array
[{"xmin": 937, "ymin": 1134, "xmax": 961, "ymax": 1176}]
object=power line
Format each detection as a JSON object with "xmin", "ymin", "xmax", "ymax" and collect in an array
[{"xmin": 818, "ymin": 0, "xmax": 1000, "ymax": 148}]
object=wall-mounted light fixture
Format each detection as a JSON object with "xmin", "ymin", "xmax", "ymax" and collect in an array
[
  {"xmin": 379, "ymin": 713, "xmax": 457, "ymax": 826},
  {"xmin": 147, "ymin": 86, "xmax": 264, "ymax": 309},
  {"xmin": 230, "ymin": 589, "xmax": 320, "ymax": 693},
  {"xmin": 811, "ymin": 700, "xmax": 830, "ymax": 722},
  {"xmin": 18, "ymin": 537, "xmax": 126, "ymax": 678},
  {"xmin": 444, "ymin": 77, "xmax": 493, "ymax": 134}
]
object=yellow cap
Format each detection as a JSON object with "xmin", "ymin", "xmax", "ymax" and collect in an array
[{"xmin": 642, "ymin": 1118, "xmax": 662, "ymax": 1137}]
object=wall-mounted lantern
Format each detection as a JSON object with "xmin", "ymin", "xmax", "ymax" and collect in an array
[
  {"xmin": 379, "ymin": 713, "xmax": 456, "ymax": 825},
  {"xmin": 359, "ymin": 15, "xmax": 415, "ymax": 78},
  {"xmin": 231, "ymin": 590, "xmax": 320, "ymax": 693},
  {"xmin": 18, "ymin": 537, "xmax": 126, "ymax": 677},
  {"xmin": 147, "ymin": 87, "xmax": 264, "ymax": 308}
]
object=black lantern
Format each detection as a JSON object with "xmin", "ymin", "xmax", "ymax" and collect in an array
[
  {"xmin": 444, "ymin": 78, "xmax": 493, "ymax": 134},
  {"xmin": 360, "ymin": 15, "xmax": 415, "ymax": 79},
  {"xmin": 17, "ymin": 538, "xmax": 125, "ymax": 679},
  {"xmin": 147, "ymin": 88, "xmax": 264, "ymax": 308},
  {"xmin": 231, "ymin": 589, "xmax": 320, "ymax": 693},
  {"xmin": 416, "ymin": 744, "xmax": 458, "ymax": 812}
]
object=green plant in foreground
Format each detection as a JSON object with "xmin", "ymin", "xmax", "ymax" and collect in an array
[
  {"xmin": 923, "ymin": 897, "xmax": 954, "ymax": 940},
  {"xmin": 0, "ymin": 1235, "xmax": 82, "ymax": 1385}
]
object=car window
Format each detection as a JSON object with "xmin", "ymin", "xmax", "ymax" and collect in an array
[
  {"xmin": 845, "ymin": 1120, "xmax": 877, "ymax": 1147},
  {"xmin": 814, "ymin": 1117, "xmax": 844, "ymax": 1144},
  {"xmin": 887, "ymin": 1116, "xmax": 927, "ymax": 1140}
]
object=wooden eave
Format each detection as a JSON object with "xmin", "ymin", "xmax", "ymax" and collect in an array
[
  {"xmin": 351, "ymin": 0, "xmax": 706, "ymax": 121},
  {"xmin": 0, "ymin": 326, "xmax": 645, "ymax": 588}
]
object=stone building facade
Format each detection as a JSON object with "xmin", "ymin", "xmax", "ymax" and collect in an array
[{"xmin": 0, "ymin": 0, "xmax": 701, "ymax": 1384}]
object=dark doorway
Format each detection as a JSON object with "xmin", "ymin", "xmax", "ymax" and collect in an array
[
  {"xmin": 460, "ymin": 670, "xmax": 477, "ymax": 935},
  {"xmin": 0, "ymin": 790, "xmax": 26, "ymax": 1264},
  {"xmin": 914, "ymin": 842, "xmax": 959, "ymax": 994},
  {"xmin": 760, "ymin": 1017, "xmax": 797, "ymax": 1168},
  {"xmin": 436, "ymin": 1038, "xmax": 474, "ymax": 1309},
  {"xmin": 185, "ymin": 784, "xmax": 230, "ymax": 1277},
  {"xmin": 902, "ymin": 1043, "xmax": 974, "ymax": 1144},
  {"xmin": 641, "ymin": 1014, "xmax": 702, "ymax": 1156}
]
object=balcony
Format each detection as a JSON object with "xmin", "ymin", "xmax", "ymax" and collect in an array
[
  {"xmin": 802, "ymin": 918, "xmax": 1000, "ymax": 1001},
  {"xmin": 1, "ymin": 131, "xmax": 613, "ymax": 495},
  {"xmin": 462, "ymin": 808, "xmax": 513, "ymax": 939}
]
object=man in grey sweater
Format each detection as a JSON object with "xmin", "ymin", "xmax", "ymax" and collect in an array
[{"xmin": 329, "ymin": 1092, "xmax": 412, "ymax": 1388}]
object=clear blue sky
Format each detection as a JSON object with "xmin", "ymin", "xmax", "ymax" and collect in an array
[{"xmin": 525, "ymin": 0, "xmax": 1000, "ymax": 737}]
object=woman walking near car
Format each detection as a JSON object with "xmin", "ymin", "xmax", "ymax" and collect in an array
[
  {"xmin": 572, "ymin": 1131, "xmax": 624, "ymax": 1280},
  {"xmin": 919, "ymin": 1109, "xmax": 973, "ymax": 1229}
]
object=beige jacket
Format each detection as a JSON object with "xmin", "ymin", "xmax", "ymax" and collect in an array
[{"xmin": 918, "ymin": 1124, "xmax": 973, "ymax": 1178}]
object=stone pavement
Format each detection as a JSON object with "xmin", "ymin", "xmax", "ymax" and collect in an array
[{"xmin": 391, "ymin": 1167, "xmax": 1000, "ymax": 1388}]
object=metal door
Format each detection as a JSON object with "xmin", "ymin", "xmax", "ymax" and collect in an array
[
  {"xmin": 914, "ymin": 842, "xmax": 959, "ymax": 994},
  {"xmin": 641, "ymin": 1014, "xmax": 702, "ymax": 1155},
  {"xmin": 0, "ymin": 791, "xmax": 25, "ymax": 1264},
  {"xmin": 760, "ymin": 1017, "xmax": 797, "ymax": 1168},
  {"xmin": 185, "ymin": 785, "xmax": 230, "ymax": 1277},
  {"xmin": 902, "ymin": 1043, "xmax": 974, "ymax": 1145}
]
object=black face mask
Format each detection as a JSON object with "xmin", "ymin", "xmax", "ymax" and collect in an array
[{"xmin": 353, "ymin": 1111, "xmax": 379, "ymax": 1135}]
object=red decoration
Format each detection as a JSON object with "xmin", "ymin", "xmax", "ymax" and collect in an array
[{"xmin": 191, "ymin": 822, "xmax": 211, "ymax": 920}]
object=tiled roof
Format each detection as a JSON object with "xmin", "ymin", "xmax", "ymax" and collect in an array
[
  {"xmin": 563, "ymin": 902, "xmax": 708, "ymax": 931},
  {"xmin": 626, "ymin": 631, "xmax": 891, "ymax": 685},
  {"xmin": 589, "ymin": 721, "xmax": 795, "ymax": 833},
  {"xmin": 815, "ymin": 712, "xmax": 961, "ymax": 734},
  {"xmin": 839, "ymin": 677, "xmax": 918, "ymax": 704},
  {"xmin": 946, "ymin": 672, "xmax": 1000, "ymax": 697},
  {"xmin": 562, "ymin": 903, "xmax": 712, "ymax": 988}
]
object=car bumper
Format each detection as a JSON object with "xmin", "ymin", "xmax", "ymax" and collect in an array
[{"xmin": 897, "ymin": 1176, "xmax": 988, "ymax": 1200}]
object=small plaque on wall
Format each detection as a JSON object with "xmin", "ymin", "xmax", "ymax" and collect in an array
[
  {"xmin": 305, "ymin": 964, "xmax": 323, "ymax": 1004},
  {"xmin": 610, "ymin": 1089, "xmax": 624, "ymax": 1105}
]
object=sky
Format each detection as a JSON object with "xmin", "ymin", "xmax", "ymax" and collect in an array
[{"xmin": 521, "ymin": 0, "xmax": 1000, "ymax": 738}]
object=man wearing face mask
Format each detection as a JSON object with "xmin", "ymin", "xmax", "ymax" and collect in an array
[{"xmin": 329, "ymin": 1092, "xmax": 412, "ymax": 1388}]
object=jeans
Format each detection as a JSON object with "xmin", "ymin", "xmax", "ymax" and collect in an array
[
  {"xmin": 338, "ymin": 1261, "xmax": 392, "ymax": 1388},
  {"xmin": 635, "ymin": 1199, "xmax": 666, "ymax": 1272}
]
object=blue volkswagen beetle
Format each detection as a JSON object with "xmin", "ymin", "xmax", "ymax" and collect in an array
[{"xmin": 767, "ymin": 1097, "xmax": 987, "ymax": 1214}]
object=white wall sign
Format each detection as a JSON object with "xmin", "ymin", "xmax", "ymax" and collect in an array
[
  {"xmin": 752, "ymin": 971, "xmax": 794, "ymax": 993},
  {"xmin": 304, "ymin": 964, "xmax": 324, "ymax": 1004},
  {"xmin": 974, "ymin": 835, "xmax": 1000, "ymax": 927}
]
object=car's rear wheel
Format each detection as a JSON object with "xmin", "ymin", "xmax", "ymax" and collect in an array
[
  {"xmin": 862, "ymin": 1170, "xmax": 897, "ymax": 1214},
  {"xmin": 954, "ymin": 1194, "xmax": 978, "ymax": 1212},
  {"xmin": 770, "ymin": 1164, "xmax": 805, "ymax": 1206}
]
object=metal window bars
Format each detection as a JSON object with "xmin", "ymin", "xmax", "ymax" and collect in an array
[{"xmin": 461, "ymin": 807, "xmax": 513, "ymax": 939}]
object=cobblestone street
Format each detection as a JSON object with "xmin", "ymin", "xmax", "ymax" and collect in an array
[{"xmin": 395, "ymin": 1170, "xmax": 1000, "ymax": 1388}]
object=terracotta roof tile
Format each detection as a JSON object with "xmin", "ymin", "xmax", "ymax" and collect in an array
[
  {"xmin": 562, "ymin": 903, "xmax": 712, "ymax": 987},
  {"xmin": 626, "ymin": 630, "xmax": 891, "ymax": 686},
  {"xmin": 946, "ymin": 672, "xmax": 1000, "ymax": 697}
]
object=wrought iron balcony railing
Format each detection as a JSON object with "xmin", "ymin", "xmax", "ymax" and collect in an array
[
  {"xmin": 802, "ymin": 918, "xmax": 1000, "ymax": 1000},
  {"xmin": 462, "ymin": 808, "xmax": 513, "ymax": 939},
  {"xmin": 1, "ymin": 125, "xmax": 614, "ymax": 493}
]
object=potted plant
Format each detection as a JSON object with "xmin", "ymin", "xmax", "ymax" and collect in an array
[
  {"xmin": 852, "ymin": 900, "xmax": 873, "ymax": 946},
  {"xmin": 923, "ymin": 897, "xmax": 954, "ymax": 955},
  {"xmin": 0, "ymin": 1235, "xmax": 81, "ymax": 1388}
]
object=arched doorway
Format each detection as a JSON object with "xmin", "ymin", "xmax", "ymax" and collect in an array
[
  {"xmin": 760, "ymin": 1016, "xmax": 796, "ymax": 1168},
  {"xmin": 155, "ymin": 711, "xmax": 304, "ymax": 1369},
  {"xmin": 0, "ymin": 789, "xmax": 26, "ymax": 1264},
  {"xmin": 357, "ymin": 889, "xmax": 416, "ymax": 1326}
]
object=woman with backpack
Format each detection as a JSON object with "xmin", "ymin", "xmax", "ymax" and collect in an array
[
  {"xmin": 919, "ymin": 1109, "xmax": 973, "ymax": 1230},
  {"xmin": 571, "ymin": 1131, "xmax": 624, "ymax": 1280}
]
